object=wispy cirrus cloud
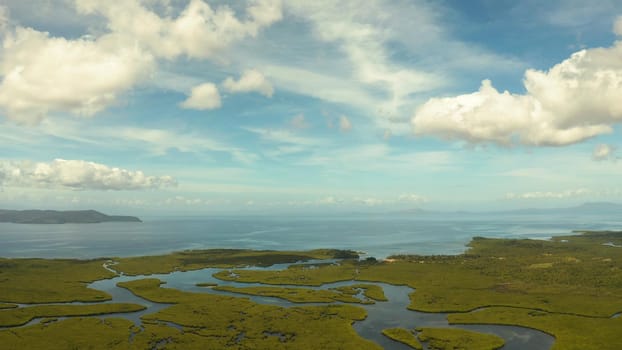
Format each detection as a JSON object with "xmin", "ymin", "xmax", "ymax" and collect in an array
[
  {"xmin": 285, "ymin": 0, "xmax": 442, "ymax": 117},
  {"xmin": 504, "ymin": 187, "xmax": 622, "ymax": 200},
  {"xmin": 234, "ymin": 0, "xmax": 523, "ymax": 134},
  {"xmin": 243, "ymin": 127, "xmax": 322, "ymax": 146},
  {"xmin": 0, "ymin": 118, "xmax": 259, "ymax": 165},
  {"xmin": 505, "ymin": 188, "xmax": 591, "ymax": 200},
  {"xmin": 103, "ymin": 126, "xmax": 260, "ymax": 164},
  {"xmin": 314, "ymin": 193, "xmax": 428, "ymax": 207},
  {"xmin": 288, "ymin": 114, "xmax": 310, "ymax": 130}
]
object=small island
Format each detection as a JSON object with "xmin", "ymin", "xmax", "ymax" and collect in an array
[{"xmin": 0, "ymin": 209, "xmax": 141, "ymax": 224}]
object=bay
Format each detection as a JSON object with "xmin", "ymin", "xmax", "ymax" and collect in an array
[{"xmin": 1, "ymin": 212, "xmax": 621, "ymax": 259}]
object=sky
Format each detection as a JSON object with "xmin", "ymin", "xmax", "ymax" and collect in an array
[{"xmin": 1, "ymin": 0, "xmax": 622, "ymax": 214}]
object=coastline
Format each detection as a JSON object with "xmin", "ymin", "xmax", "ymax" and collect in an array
[{"xmin": 1, "ymin": 231, "xmax": 621, "ymax": 348}]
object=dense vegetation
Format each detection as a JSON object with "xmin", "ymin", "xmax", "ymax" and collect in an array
[
  {"xmin": 448, "ymin": 307, "xmax": 621, "ymax": 350},
  {"xmin": 381, "ymin": 326, "xmax": 505, "ymax": 350},
  {"xmin": 210, "ymin": 283, "xmax": 386, "ymax": 304},
  {"xmin": 416, "ymin": 328, "xmax": 504, "ymax": 350},
  {"xmin": 214, "ymin": 231, "xmax": 622, "ymax": 349},
  {"xmin": 0, "ymin": 258, "xmax": 115, "ymax": 303},
  {"xmin": 0, "ymin": 303, "xmax": 145, "ymax": 327},
  {"xmin": 113, "ymin": 249, "xmax": 357, "ymax": 275},
  {"xmin": 116, "ymin": 278, "xmax": 380, "ymax": 349},
  {"xmin": 381, "ymin": 328, "xmax": 422, "ymax": 349},
  {"xmin": 0, "ymin": 209, "xmax": 141, "ymax": 224},
  {"xmin": 0, "ymin": 318, "xmax": 139, "ymax": 350},
  {"xmin": 1, "ymin": 231, "xmax": 621, "ymax": 349}
]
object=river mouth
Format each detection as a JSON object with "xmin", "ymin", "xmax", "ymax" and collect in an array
[{"xmin": 79, "ymin": 262, "xmax": 553, "ymax": 350}]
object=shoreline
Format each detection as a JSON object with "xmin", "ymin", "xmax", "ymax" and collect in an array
[{"xmin": 2, "ymin": 231, "xmax": 622, "ymax": 349}]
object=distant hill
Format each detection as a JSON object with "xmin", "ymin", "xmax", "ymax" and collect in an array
[
  {"xmin": 493, "ymin": 202, "xmax": 622, "ymax": 216},
  {"xmin": 377, "ymin": 202, "xmax": 622, "ymax": 217},
  {"xmin": 0, "ymin": 209, "xmax": 142, "ymax": 224}
]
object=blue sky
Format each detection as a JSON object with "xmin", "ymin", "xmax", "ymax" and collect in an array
[{"xmin": 1, "ymin": 0, "xmax": 622, "ymax": 214}]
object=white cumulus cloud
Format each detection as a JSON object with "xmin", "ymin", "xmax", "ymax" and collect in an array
[
  {"xmin": 592, "ymin": 143, "xmax": 617, "ymax": 161},
  {"xmin": 339, "ymin": 115, "xmax": 352, "ymax": 132},
  {"xmin": 222, "ymin": 69, "xmax": 274, "ymax": 97},
  {"xmin": 0, "ymin": 159, "xmax": 177, "ymax": 190},
  {"xmin": 74, "ymin": 0, "xmax": 282, "ymax": 60},
  {"xmin": 180, "ymin": 82, "xmax": 221, "ymax": 110},
  {"xmin": 0, "ymin": 27, "xmax": 154, "ymax": 124},
  {"xmin": 413, "ymin": 26, "xmax": 622, "ymax": 146},
  {"xmin": 0, "ymin": 0, "xmax": 282, "ymax": 123}
]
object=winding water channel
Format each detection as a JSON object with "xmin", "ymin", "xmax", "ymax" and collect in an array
[{"xmin": 9, "ymin": 261, "xmax": 556, "ymax": 349}]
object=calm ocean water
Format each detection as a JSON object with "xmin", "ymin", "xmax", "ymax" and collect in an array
[{"xmin": 1, "ymin": 213, "xmax": 621, "ymax": 259}]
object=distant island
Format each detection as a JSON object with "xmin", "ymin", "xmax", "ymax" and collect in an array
[
  {"xmin": 370, "ymin": 201, "xmax": 622, "ymax": 217},
  {"xmin": 0, "ymin": 209, "xmax": 141, "ymax": 224}
]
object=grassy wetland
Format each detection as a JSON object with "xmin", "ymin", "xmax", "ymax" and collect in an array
[
  {"xmin": 112, "ymin": 248, "xmax": 356, "ymax": 275},
  {"xmin": 0, "ymin": 303, "xmax": 146, "ymax": 327},
  {"xmin": 0, "ymin": 231, "xmax": 620, "ymax": 349},
  {"xmin": 0, "ymin": 258, "xmax": 116, "ymax": 303},
  {"xmin": 416, "ymin": 327, "xmax": 505, "ymax": 350},
  {"xmin": 116, "ymin": 278, "xmax": 379, "ymax": 349},
  {"xmin": 209, "ymin": 283, "xmax": 386, "ymax": 304},
  {"xmin": 381, "ymin": 327, "xmax": 423, "ymax": 349},
  {"xmin": 380, "ymin": 326, "xmax": 506, "ymax": 350}
]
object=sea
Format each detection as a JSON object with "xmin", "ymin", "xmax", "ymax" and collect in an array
[
  {"xmin": 3, "ymin": 211, "xmax": 617, "ymax": 349},
  {"xmin": 2, "ymin": 212, "xmax": 621, "ymax": 259}
]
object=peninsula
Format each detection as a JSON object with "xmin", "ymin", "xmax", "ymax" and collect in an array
[{"xmin": 0, "ymin": 209, "xmax": 141, "ymax": 224}]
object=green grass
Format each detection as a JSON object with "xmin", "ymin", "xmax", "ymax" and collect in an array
[
  {"xmin": 210, "ymin": 231, "xmax": 622, "ymax": 348},
  {"xmin": 381, "ymin": 327, "xmax": 503, "ymax": 350},
  {"xmin": 214, "ymin": 232, "xmax": 622, "ymax": 316},
  {"xmin": 117, "ymin": 278, "xmax": 381, "ymax": 349},
  {"xmin": 0, "ymin": 258, "xmax": 115, "ymax": 303},
  {"xmin": 113, "ymin": 249, "xmax": 357, "ymax": 276},
  {"xmin": 39, "ymin": 317, "xmax": 58, "ymax": 324},
  {"xmin": 416, "ymin": 327, "xmax": 504, "ymax": 350},
  {"xmin": 0, "ymin": 317, "xmax": 136, "ymax": 350},
  {"xmin": 0, "ymin": 303, "xmax": 146, "ymax": 327},
  {"xmin": 382, "ymin": 327, "xmax": 422, "ymax": 349},
  {"xmin": 334, "ymin": 284, "xmax": 388, "ymax": 301},
  {"xmin": 213, "ymin": 260, "xmax": 358, "ymax": 286},
  {"xmin": 448, "ymin": 307, "xmax": 622, "ymax": 350},
  {"xmin": 212, "ymin": 285, "xmax": 374, "ymax": 304},
  {"xmin": 2, "ymin": 231, "xmax": 622, "ymax": 349}
]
